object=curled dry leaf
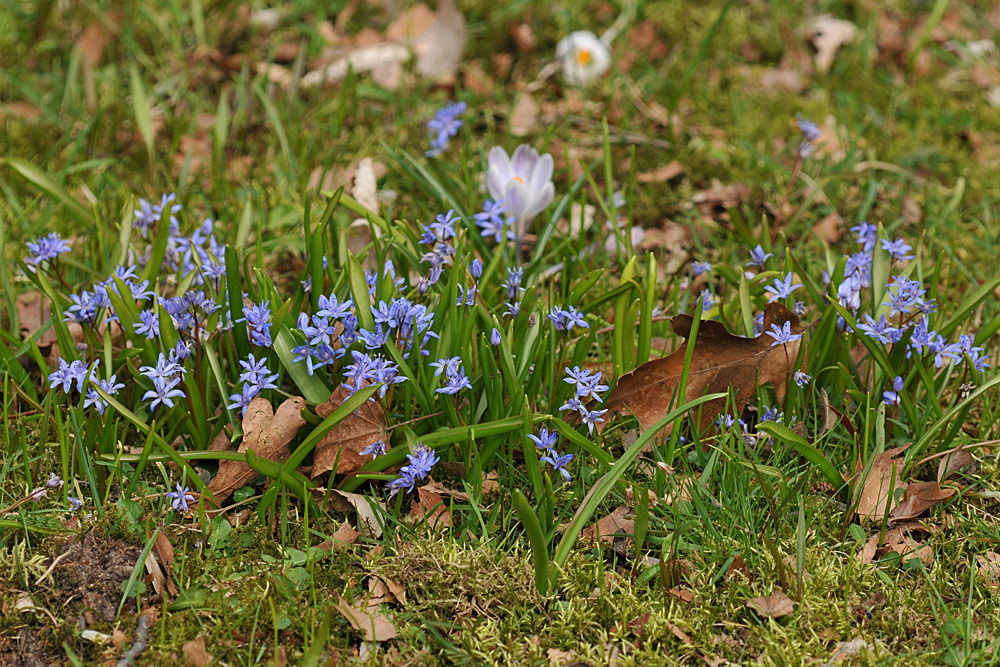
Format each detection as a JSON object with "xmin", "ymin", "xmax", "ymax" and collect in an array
[
  {"xmin": 208, "ymin": 396, "xmax": 307, "ymax": 503},
  {"xmin": 301, "ymin": 43, "xmax": 411, "ymax": 89},
  {"xmin": 604, "ymin": 303, "xmax": 803, "ymax": 436},
  {"xmin": 938, "ymin": 447, "xmax": 973, "ymax": 482},
  {"xmin": 746, "ymin": 590, "xmax": 795, "ymax": 619},
  {"xmin": 312, "ymin": 385, "xmax": 387, "ymax": 479},
  {"xmin": 807, "ymin": 16, "xmax": 858, "ymax": 74},
  {"xmin": 333, "ymin": 593, "xmax": 398, "ymax": 642},
  {"xmin": 855, "ymin": 446, "xmax": 908, "ymax": 522},
  {"xmin": 888, "ymin": 481, "xmax": 956, "ymax": 525}
]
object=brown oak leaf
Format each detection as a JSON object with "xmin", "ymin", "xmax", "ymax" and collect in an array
[
  {"xmin": 312, "ymin": 386, "xmax": 387, "ymax": 479},
  {"xmin": 208, "ymin": 396, "xmax": 306, "ymax": 503},
  {"xmin": 604, "ymin": 302, "xmax": 802, "ymax": 435}
]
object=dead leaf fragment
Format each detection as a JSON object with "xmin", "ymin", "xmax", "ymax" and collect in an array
[
  {"xmin": 410, "ymin": 487, "xmax": 450, "ymax": 529},
  {"xmin": 604, "ymin": 303, "xmax": 802, "ymax": 436},
  {"xmin": 386, "ymin": 0, "xmax": 466, "ymax": 80},
  {"xmin": 509, "ymin": 92, "xmax": 540, "ymax": 137},
  {"xmin": 328, "ymin": 490, "xmax": 386, "ymax": 538},
  {"xmin": 807, "ymin": 16, "xmax": 858, "ymax": 74},
  {"xmin": 182, "ymin": 636, "xmax": 213, "ymax": 667},
  {"xmin": 938, "ymin": 447, "xmax": 973, "ymax": 482},
  {"xmin": 859, "ymin": 524, "xmax": 934, "ymax": 566},
  {"xmin": 312, "ymin": 386, "xmax": 387, "ymax": 479},
  {"xmin": 888, "ymin": 481, "xmax": 955, "ymax": 525},
  {"xmin": 855, "ymin": 446, "xmax": 908, "ymax": 522},
  {"xmin": 746, "ymin": 590, "xmax": 795, "ymax": 618},
  {"xmin": 579, "ymin": 505, "xmax": 634, "ymax": 547},
  {"xmin": 976, "ymin": 552, "xmax": 1000, "ymax": 594},
  {"xmin": 333, "ymin": 594, "xmax": 397, "ymax": 642},
  {"xmin": 16, "ymin": 292, "xmax": 57, "ymax": 347},
  {"xmin": 637, "ymin": 161, "xmax": 684, "ymax": 183},
  {"xmin": 209, "ymin": 396, "xmax": 306, "ymax": 503}
]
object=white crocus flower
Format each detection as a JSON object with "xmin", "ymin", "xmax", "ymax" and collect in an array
[
  {"xmin": 486, "ymin": 144, "xmax": 555, "ymax": 239},
  {"xmin": 556, "ymin": 31, "xmax": 612, "ymax": 85}
]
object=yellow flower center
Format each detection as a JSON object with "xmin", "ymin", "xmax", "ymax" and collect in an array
[{"xmin": 576, "ymin": 49, "xmax": 592, "ymax": 66}]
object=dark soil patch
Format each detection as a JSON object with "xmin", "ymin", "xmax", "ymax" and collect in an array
[
  {"xmin": 48, "ymin": 530, "xmax": 141, "ymax": 623},
  {"xmin": 0, "ymin": 627, "xmax": 54, "ymax": 667}
]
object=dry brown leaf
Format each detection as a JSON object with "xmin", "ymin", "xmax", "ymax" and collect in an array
[
  {"xmin": 637, "ymin": 161, "xmax": 685, "ymax": 183},
  {"xmin": 16, "ymin": 293, "xmax": 57, "ymax": 347},
  {"xmin": 333, "ymin": 593, "xmax": 397, "ymax": 642},
  {"xmin": 547, "ymin": 648, "xmax": 575, "ymax": 666},
  {"xmin": 667, "ymin": 622, "xmax": 694, "ymax": 645},
  {"xmin": 182, "ymin": 636, "xmax": 213, "ymax": 667},
  {"xmin": 410, "ymin": 487, "xmax": 450, "ymax": 529},
  {"xmin": 604, "ymin": 303, "xmax": 802, "ymax": 436},
  {"xmin": 386, "ymin": 0, "xmax": 466, "ymax": 80},
  {"xmin": 328, "ymin": 490, "xmax": 386, "ymax": 538},
  {"xmin": 76, "ymin": 9, "xmax": 123, "ymax": 69},
  {"xmin": 938, "ymin": 447, "xmax": 973, "ymax": 482},
  {"xmin": 328, "ymin": 521, "xmax": 362, "ymax": 547},
  {"xmin": 692, "ymin": 180, "xmax": 750, "ymax": 208},
  {"xmin": 462, "ymin": 60, "xmax": 494, "ymax": 95},
  {"xmin": 746, "ymin": 590, "xmax": 795, "ymax": 618},
  {"xmin": 509, "ymin": 92, "xmax": 540, "ymax": 137},
  {"xmin": 888, "ymin": 481, "xmax": 956, "ymax": 525},
  {"xmin": 976, "ymin": 552, "xmax": 1000, "ymax": 594},
  {"xmin": 855, "ymin": 446, "xmax": 908, "ymax": 522},
  {"xmin": 208, "ymin": 396, "xmax": 306, "ymax": 503},
  {"xmin": 579, "ymin": 505, "xmax": 634, "ymax": 547},
  {"xmin": 807, "ymin": 16, "xmax": 857, "ymax": 74},
  {"xmin": 812, "ymin": 212, "xmax": 843, "ymax": 244},
  {"xmin": 759, "ymin": 68, "xmax": 806, "ymax": 93},
  {"xmin": 669, "ymin": 587, "xmax": 695, "ymax": 603},
  {"xmin": 301, "ymin": 43, "xmax": 411, "ymax": 89},
  {"xmin": 153, "ymin": 531, "xmax": 174, "ymax": 569},
  {"xmin": 0, "ymin": 101, "xmax": 42, "ymax": 121},
  {"xmin": 419, "ymin": 479, "xmax": 469, "ymax": 502},
  {"xmin": 144, "ymin": 551, "xmax": 170, "ymax": 597},
  {"xmin": 859, "ymin": 524, "xmax": 934, "ymax": 565},
  {"xmin": 312, "ymin": 385, "xmax": 386, "ymax": 479}
]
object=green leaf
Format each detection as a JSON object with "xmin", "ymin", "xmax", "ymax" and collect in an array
[
  {"xmin": 512, "ymin": 489, "xmax": 550, "ymax": 595},
  {"xmin": 1, "ymin": 157, "xmax": 95, "ymax": 227}
]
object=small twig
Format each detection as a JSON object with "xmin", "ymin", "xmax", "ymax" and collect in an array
[
  {"xmin": 34, "ymin": 551, "xmax": 73, "ymax": 587},
  {"xmin": 115, "ymin": 609, "xmax": 155, "ymax": 667}
]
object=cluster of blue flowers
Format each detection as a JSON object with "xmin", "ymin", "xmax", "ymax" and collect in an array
[
  {"xmin": 387, "ymin": 444, "xmax": 440, "ymax": 495},
  {"xmin": 417, "ymin": 210, "xmax": 459, "ymax": 295},
  {"xmin": 430, "ymin": 356, "xmax": 473, "ymax": 395},
  {"xmin": 474, "ymin": 199, "xmax": 512, "ymax": 243},
  {"xmin": 342, "ymin": 350, "xmax": 406, "ymax": 398},
  {"xmin": 547, "ymin": 305, "xmax": 589, "ymax": 331},
  {"xmin": 48, "ymin": 358, "xmax": 126, "ymax": 417},
  {"xmin": 140, "ymin": 353, "xmax": 187, "ymax": 411},
  {"xmin": 501, "ymin": 267, "xmax": 525, "ymax": 319},
  {"xmin": 227, "ymin": 353, "xmax": 280, "ymax": 416},
  {"xmin": 425, "ymin": 102, "xmax": 466, "ymax": 157},
  {"xmin": 65, "ymin": 265, "xmax": 156, "ymax": 325},
  {"xmin": 560, "ymin": 366, "xmax": 609, "ymax": 434},
  {"xmin": 25, "ymin": 232, "xmax": 72, "ymax": 269},
  {"xmin": 527, "ymin": 427, "xmax": 574, "ymax": 482}
]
